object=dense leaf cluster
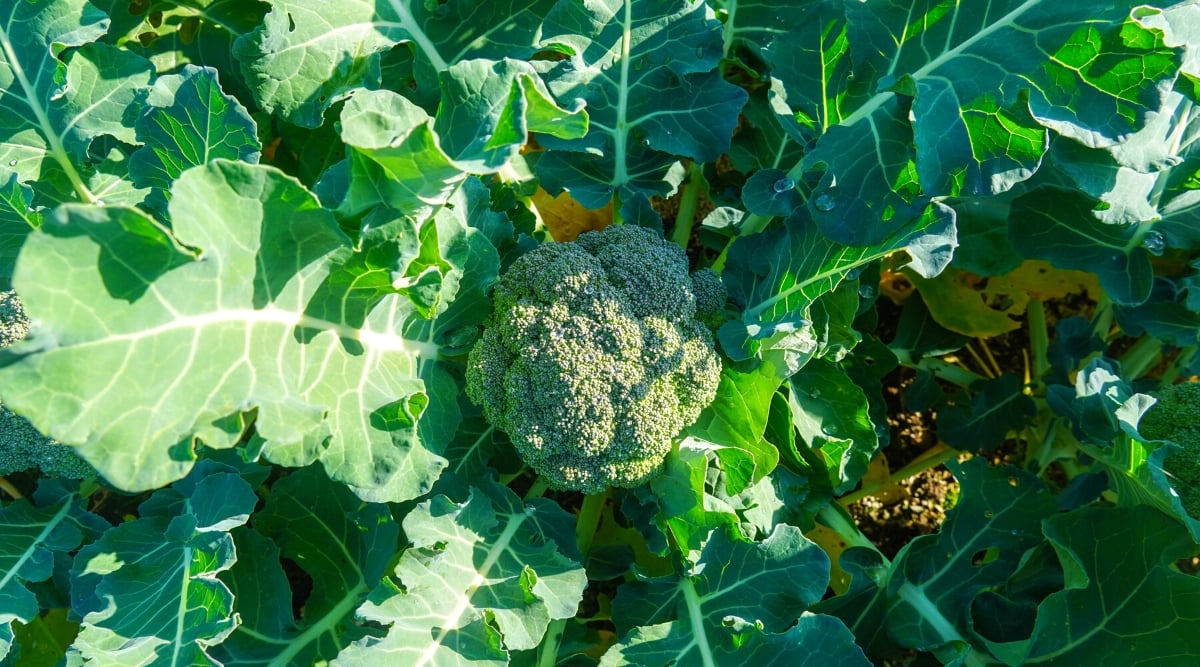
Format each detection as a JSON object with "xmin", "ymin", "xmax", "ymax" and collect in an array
[{"xmin": 1, "ymin": 1, "xmax": 1199, "ymax": 666}]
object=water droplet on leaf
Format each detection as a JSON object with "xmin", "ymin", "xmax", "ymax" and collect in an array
[
  {"xmin": 1142, "ymin": 230, "xmax": 1166, "ymax": 256},
  {"xmin": 814, "ymin": 193, "xmax": 836, "ymax": 212},
  {"xmin": 858, "ymin": 285, "xmax": 875, "ymax": 299},
  {"xmin": 773, "ymin": 177, "xmax": 795, "ymax": 193},
  {"xmin": 6, "ymin": 159, "xmax": 15, "ymax": 167}
]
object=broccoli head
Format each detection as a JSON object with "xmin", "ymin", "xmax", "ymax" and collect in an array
[
  {"xmin": 1, "ymin": 290, "xmax": 95, "ymax": 480},
  {"xmin": 466, "ymin": 225, "xmax": 723, "ymax": 493},
  {"xmin": 1141, "ymin": 381, "xmax": 1200, "ymax": 517}
]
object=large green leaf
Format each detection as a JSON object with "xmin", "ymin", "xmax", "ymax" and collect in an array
[
  {"xmin": 764, "ymin": 0, "xmax": 1181, "ymax": 246},
  {"xmin": 1022, "ymin": 506, "xmax": 1200, "ymax": 664},
  {"xmin": 0, "ymin": 0, "xmax": 149, "ymax": 204},
  {"xmin": 234, "ymin": 0, "xmax": 559, "ymax": 127},
  {"xmin": 68, "ymin": 463, "xmax": 258, "ymax": 665},
  {"xmin": 334, "ymin": 483, "xmax": 586, "ymax": 663},
  {"xmin": 787, "ymin": 359, "xmax": 879, "ymax": 495},
  {"xmin": 1009, "ymin": 186, "xmax": 1154, "ymax": 305},
  {"xmin": 719, "ymin": 205, "xmax": 955, "ymax": 371},
  {"xmin": 0, "ymin": 489, "xmax": 101, "ymax": 662},
  {"xmin": 129, "ymin": 65, "xmax": 261, "ymax": 207},
  {"xmin": 536, "ymin": 0, "xmax": 749, "ymax": 207},
  {"xmin": 818, "ymin": 459, "xmax": 1059, "ymax": 664},
  {"xmin": 213, "ymin": 465, "xmax": 399, "ymax": 665},
  {"xmin": 605, "ymin": 524, "xmax": 870, "ymax": 666},
  {"xmin": 0, "ymin": 160, "xmax": 463, "ymax": 502}
]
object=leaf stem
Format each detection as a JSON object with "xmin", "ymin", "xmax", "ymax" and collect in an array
[
  {"xmin": 680, "ymin": 576, "xmax": 717, "ymax": 667},
  {"xmin": 524, "ymin": 476, "xmax": 551, "ymax": 500},
  {"xmin": 1027, "ymin": 298, "xmax": 1050, "ymax": 387},
  {"xmin": 0, "ymin": 476, "xmax": 23, "ymax": 499},
  {"xmin": 536, "ymin": 619, "xmax": 568, "ymax": 667},
  {"xmin": 576, "ymin": 489, "xmax": 607, "ymax": 556},
  {"xmin": 536, "ymin": 490, "xmax": 608, "ymax": 667},
  {"xmin": 1119, "ymin": 335, "xmax": 1163, "ymax": 381},
  {"xmin": 838, "ymin": 443, "xmax": 960, "ymax": 506},
  {"xmin": 817, "ymin": 503, "xmax": 889, "ymax": 566},
  {"xmin": 669, "ymin": 162, "xmax": 704, "ymax": 250}
]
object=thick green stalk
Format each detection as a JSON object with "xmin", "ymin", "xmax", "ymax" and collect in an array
[
  {"xmin": 669, "ymin": 163, "xmax": 705, "ymax": 250},
  {"xmin": 1119, "ymin": 335, "xmax": 1163, "ymax": 381},
  {"xmin": 1027, "ymin": 298, "xmax": 1050, "ymax": 388},
  {"xmin": 817, "ymin": 503, "xmax": 890, "ymax": 567},
  {"xmin": 536, "ymin": 490, "xmax": 608, "ymax": 667}
]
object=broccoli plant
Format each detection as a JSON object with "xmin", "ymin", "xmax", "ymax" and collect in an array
[{"xmin": 466, "ymin": 225, "xmax": 723, "ymax": 492}]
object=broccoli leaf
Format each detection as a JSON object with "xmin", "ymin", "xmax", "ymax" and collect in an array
[
  {"xmin": 787, "ymin": 359, "xmax": 880, "ymax": 495},
  {"xmin": 0, "ymin": 160, "xmax": 460, "ymax": 502},
  {"xmin": 68, "ymin": 463, "xmax": 257, "ymax": 665},
  {"xmin": 720, "ymin": 205, "xmax": 955, "ymax": 370},
  {"xmin": 0, "ymin": 0, "xmax": 122, "ymax": 203},
  {"xmin": 764, "ymin": 0, "xmax": 1179, "ymax": 246},
  {"xmin": 535, "ymin": 0, "xmax": 748, "ymax": 207},
  {"xmin": 213, "ymin": 465, "xmax": 399, "ymax": 665},
  {"xmin": 234, "ymin": 0, "xmax": 558, "ymax": 127},
  {"xmin": 0, "ymin": 489, "xmax": 102, "ymax": 662},
  {"xmin": 335, "ymin": 483, "xmax": 586, "ymax": 662},
  {"xmin": 1022, "ymin": 506, "xmax": 1200, "ymax": 664},
  {"xmin": 605, "ymin": 524, "xmax": 870, "ymax": 665},
  {"xmin": 129, "ymin": 65, "xmax": 261, "ymax": 209},
  {"xmin": 818, "ymin": 459, "xmax": 1058, "ymax": 663}
]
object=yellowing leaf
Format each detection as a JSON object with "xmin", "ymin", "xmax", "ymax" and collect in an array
[
  {"xmin": 909, "ymin": 261, "xmax": 1098, "ymax": 337},
  {"xmin": 531, "ymin": 187, "xmax": 612, "ymax": 241}
]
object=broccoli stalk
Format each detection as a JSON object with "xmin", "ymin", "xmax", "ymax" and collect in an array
[
  {"xmin": 1141, "ymin": 382, "xmax": 1200, "ymax": 517},
  {"xmin": 1, "ymin": 290, "xmax": 95, "ymax": 482},
  {"xmin": 466, "ymin": 225, "xmax": 724, "ymax": 493}
]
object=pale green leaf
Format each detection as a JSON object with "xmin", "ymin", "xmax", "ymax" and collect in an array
[
  {"xmin": 213, "ymin": 466, "xmax": 398, "ymax": 665},
  {"xmin": 335, "ymin": 484, "xmax": 586, "ymax": 662},
  {"xmin": 0, "ymin": 161, "xmax": 455, "ymax": 501},
  {"xmin": 235, "ymin": 0, "xmax": 558, "ymax": 127},
  {"xmin": 69, "ymin": 464, "xmax": 257, "ymax": 666},
  {"xmin": 536, "ymin": 0, "xmax": 748, "ymax": 207},
  {"xmin": 0, "ymin": 0, "xmax": 112, "ymax": 202},
  {"xmin": 129, "ymin": 65, "xmax": 261, "ymax": 203}
]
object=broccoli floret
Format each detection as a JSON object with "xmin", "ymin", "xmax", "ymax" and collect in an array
[
  {"xmin": 1, "ymin": 290, "xmax": 95, "ymax": 480},
  {"xmin": 466, "ymin": 225, "xmax": 722, "ymax": 493},
  {"xmin": 690, "ymin": 267, "xmax": 727, "ymax": 329},
  {"xmin": 0, "ymin": 407, "xmax": 95, "ymax": 479},
  {"xmin": 0, "ymin": 290, "xmax": 29, "ymax": 348},
  {"xmin": 1142, "ymin": 382, "xmax": 1200, "ymax": 517}
]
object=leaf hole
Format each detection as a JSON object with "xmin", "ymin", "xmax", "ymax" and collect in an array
[
  {"xmin": 971, "ymin": 548, "xmax": 998, "ymax": 567},
  {"xmin": 148, "ymin": 10, "xmax": 163, "ymax": 27},
  {"xmin": 280, "ymin": 557, "xmax": 313, "ymax": 621},
  {"xmin": 180, "ymin": 16, "xmax": 200, "ymax": 44}
]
